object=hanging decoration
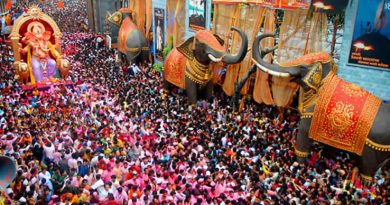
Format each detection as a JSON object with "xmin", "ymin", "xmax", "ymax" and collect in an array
[
  {"xmin": 213, "ymin": 0, "xmax": 310, "ymax": 10},
  {"xmin": 263, "ymin": 0, "xmax": 309, "ymax": 10},
  {"xmin": 58, "ymin": 0, "xmax": 64, "ymax": 9},
  {"xmin": 212, "ymin": 0, "xmax": 329, "ymax": 108}
]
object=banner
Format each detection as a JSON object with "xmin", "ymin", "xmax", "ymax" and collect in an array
[
  {"xmin": 154, "ymin": 8, "xmax": 165, "ymax": 61},
  {"xmin": 189, "ymin": 0, "xmax": 207, "ymax": 30},
  {"xmin": 348, "ymin": 0, "xmax": 390, "ymax": 69}
]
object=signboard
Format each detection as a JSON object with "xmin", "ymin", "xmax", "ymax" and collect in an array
[
  {"xmin": 154, "ymin": 8, "xmax": 165, "ymax": 61},
  {"xmin": 189, "ymin": 0, "xmax": 206, "ymax": 30},
  {"xmin": 348, "ymin": 0, "xmax": 390, "ymax": 69}
]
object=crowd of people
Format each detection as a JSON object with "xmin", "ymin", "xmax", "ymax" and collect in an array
[{"xmin": 0, "ymin": 0, "xmax": 389, "ymax": 204}]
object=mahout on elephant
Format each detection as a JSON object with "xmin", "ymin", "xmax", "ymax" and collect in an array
[
  {"xmin": 163, "ymin": 27, "xmax": 248, "ymax": 104},
  {"xmin": 107, "ymin": 9, "xmax": 149, "ymax": 65},
  {"xmin": 235, "ymin": 33, "xmax": 390, "ymax": 179}
]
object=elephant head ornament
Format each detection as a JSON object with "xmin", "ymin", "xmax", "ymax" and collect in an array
[
  {"xmin": 17, "ymin": 62, "xmax": 29, "ymax": 84},
  {"xmin": 107, "ymin": 10, "xmax": 149, "ymax": 64},
  {"xmin": 238, "ymin": 33, "xmax": 390, "ymax": 179},
  {"xmin": 164, "ymin": 27, "xmax": 248, "ymax": 104},
  {"xmin": 58, "ymin": 58, "xmax": 70, "ymax": 79}
]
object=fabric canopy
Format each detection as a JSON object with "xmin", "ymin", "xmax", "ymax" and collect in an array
[
  {"xmin": 253, "ymin": 9, "xmax": 276, "ymax": 105},
  {"xmin": 212, "ymin": 1, "xmax": 328, "ymax": 108},
  {"xmin": 167, "ymin": 0, "xmax": 186, "ymax": 47},
  {"xmin": 271, "ymin": 10, "xmax": 328, "ymax": 107},
  {"xmin": 213, "ymin": 4, "xmax": 268, "ymax": 96},
  {"xmin": 129, "ymin": 0, "xmax": 153, "ymax": 43}
]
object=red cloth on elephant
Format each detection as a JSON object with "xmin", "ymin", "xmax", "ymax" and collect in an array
[
  {"xmin": 163, "ymin": 48, "xmax": 186, "ymax": 89},
  {"xmin": 194, "ymin": 30, "xmax": 224, "ymax": 52},
  {"xmin": 309, "ymin": 72, "xmax": 381, "ymax": 155},
  {"xmin": 279, "ymin": 52, "xmax": 331, "ymax": 67}
]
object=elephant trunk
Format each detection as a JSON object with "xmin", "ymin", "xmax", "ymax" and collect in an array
[
  {"xmin": 221, "ymin": 27, "xmax": 248, "ymax": 64},
  {"xmin": 252, "ymin": 33, "xmax": 302, "ymax": 77}
]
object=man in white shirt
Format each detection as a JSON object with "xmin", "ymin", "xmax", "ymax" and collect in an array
[
  {"xmin": 132, "ymin": 64, "xmax": 140, "ymax": 75},
  {"xmin": 91, "ymin": 174, "xmax": 105, "ymax": 198},
  {"xmin": 38, "ymin": 167, "xmax": 52, "ymax": 182},
  {"xmin": 42, "ymin": 142, "xmax": 55, "ymax": 161}
]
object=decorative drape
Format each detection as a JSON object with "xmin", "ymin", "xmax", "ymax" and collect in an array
[
  {"xmin": 213, "ymin": 4, "xmax": 266, "ymax": 96},
  {"xmin": 129, "ymin": 0, "xmax": 149, "ymax": 35},
  {"xmin": 211, "ymin": 1, "xmax": 326, "ymax": 107},
  {"xmin": 128, "ymin": 0, "xmax": 153, "ymax": 45},
  {"xmin": 220, "ymin": 5, "xmax": 241, "ymax": 96},
  {"xmin": 167, "ymin": 0, "xmax": 186, "ymax": 47},
  {"xmin": 145, "ymin": 0, "xmax": 153, "ymax": 43},
  {"xmin": 212, "ymin": 4, "xmax": 237, "ymax": 88},
  {"xmin": 270, "ymin": 10, "xmax": 328, "ymax": 107},
  {"xmin": 236, "ymin": 5, "xmax": 267, "ymax": 95},
  {"xmin": 273, "ymin": 9, "xmax": 309, "ymax": 107},
  {"xmin": 136, "ymin": 0, "xmax": 146, "ymax": 34},
  {"xmin": 253, "ymin": 9, "xmax": 275, "ymax": 105}
]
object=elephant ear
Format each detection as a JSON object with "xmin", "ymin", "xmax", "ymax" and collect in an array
[
  {"xmin": 177, "ymin": 37, "xmax": 194, "ymax": 60},
  {"xmin": 213, "ymin": 34, "xmax": 224, "ymax": 46}
]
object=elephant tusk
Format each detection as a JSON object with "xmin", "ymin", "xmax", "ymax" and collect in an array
[
  {"xmin": 255, "ymin": 62, "xmax": 291, "ymax": 77},
  {"xmin": 208, "ymin": 54, "xmax": 223, "ymax": 62}
]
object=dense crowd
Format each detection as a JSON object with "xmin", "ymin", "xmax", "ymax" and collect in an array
[{"xmin": 0, "ymin": 0, "xmax": 389, "ymax": 204}]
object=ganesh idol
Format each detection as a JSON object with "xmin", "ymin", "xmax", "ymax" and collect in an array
[{"xmin": 19, "ymin": 22, "xmax": 67, "ymax": 83}]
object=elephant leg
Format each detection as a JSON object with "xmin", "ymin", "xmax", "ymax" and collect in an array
[
  {"xmin": 185, "ymin": 77, "xmax": 198, "ymax": 105},
  {"xmin": 140, "ymin": 50, "xmax": 149, "ymax": 66},
  {"xmin": 204, "ymin": 80, "xmax": 214, "ymax": 103},
  {"xmin": 359, "ymin": 146, "xmax": 388, "ymax": 180},
  {"xmin": 295, "ymin": 118, "xmax": 313, "ymax": 164},
  {"xmin": 119, "ymin": 53, "xmax": 125, "ymax": 64},
  {"xmin": 126, "ymin": 54, "xmax": 134, "ymax": 65},
  {"xmin": 162, "ymin": 79, "xmax": 171, "ymax": 100},
  {"xmin": 358, "ymin": 103, "xmax": 390, "ymax": 179}
]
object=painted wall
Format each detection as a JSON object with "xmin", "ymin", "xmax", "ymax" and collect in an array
[
  {"xmin": 338, "ymin": 0, "xmax": 390, "ymax": 102},
  {"xmin": 152, "ymin": 0, "xmax": 212, "ymax": 64}
]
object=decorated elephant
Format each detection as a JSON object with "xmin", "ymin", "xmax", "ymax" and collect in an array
[
  {"xmin": 163, "ymin": 27, "xmax": 248, "ymax": 104},
  {"xmin": 235, "ymin": 33, "xmax": 390, "ymax": 179},
  {"xmin": 107, "ymin": 9, "xmax": 149, "ymax": 64}
]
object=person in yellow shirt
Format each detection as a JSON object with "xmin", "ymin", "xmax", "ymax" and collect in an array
[{"xmin": 20, "ymin": 132, "xmax": 33, "ymax": 144}]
